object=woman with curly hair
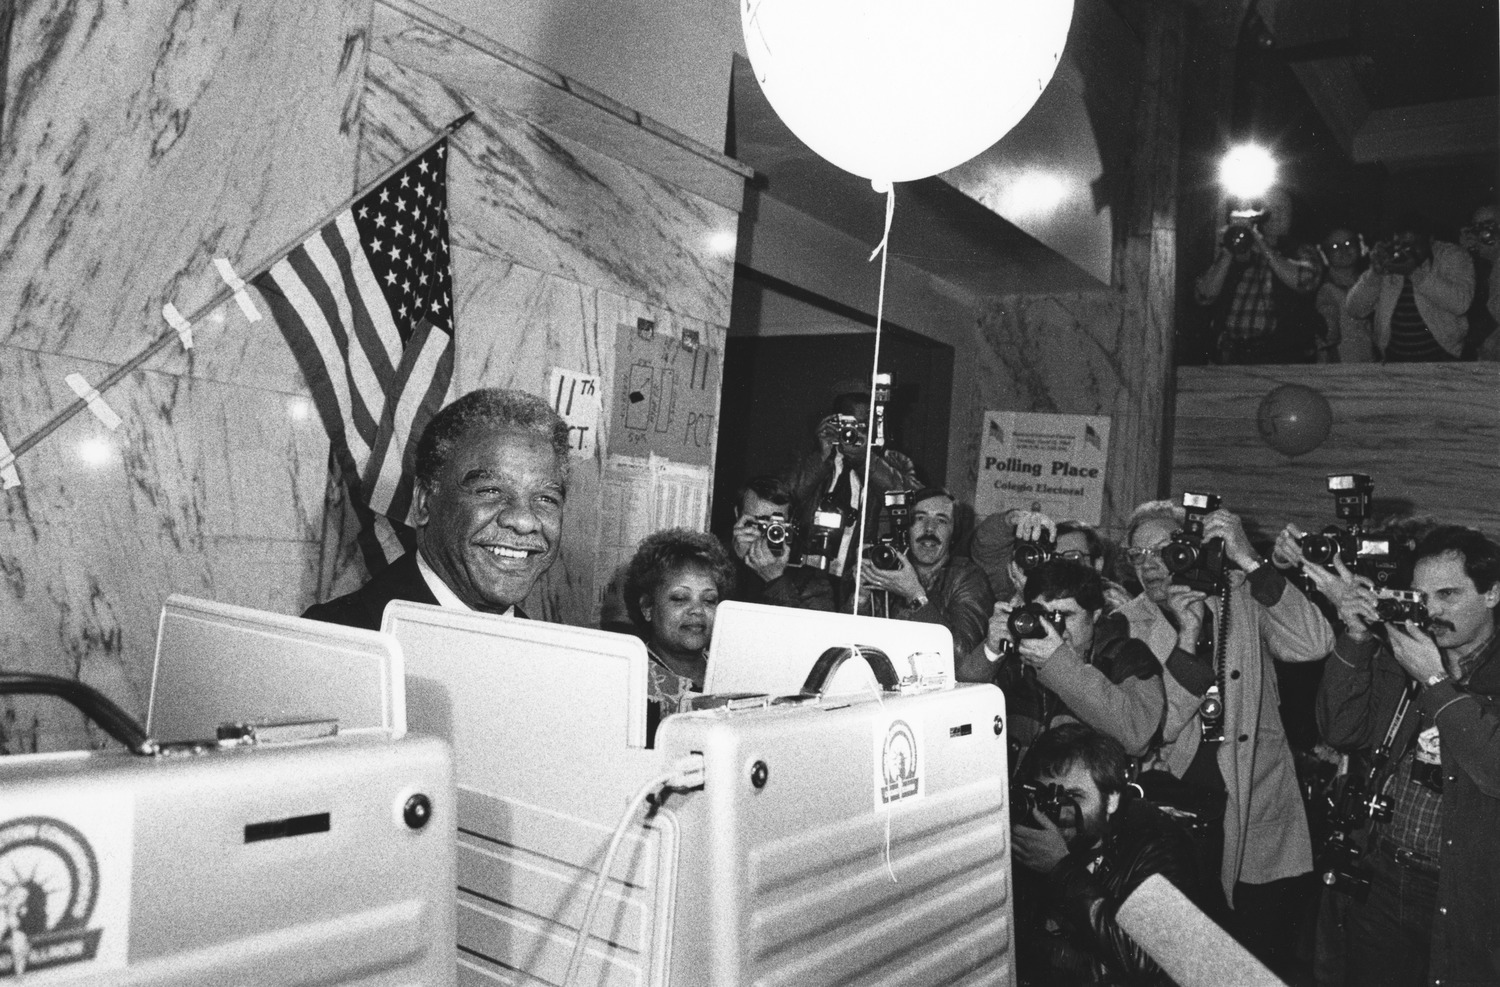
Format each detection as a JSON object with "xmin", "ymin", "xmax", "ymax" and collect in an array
[{"xmin": 623, "ymin": 527, "xmax": 737, "ymax": 744}]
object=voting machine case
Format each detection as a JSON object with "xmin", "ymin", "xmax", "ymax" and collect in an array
[
  {"xmin": 651, "ymin": 689, "xmax": 1013, "ymax": 986},
  {"xmin": 0, "ymin": 734, "xmax": 455, "ymax": 987}
]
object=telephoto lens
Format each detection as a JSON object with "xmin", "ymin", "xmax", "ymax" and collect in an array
[{"xmin": 1014, "ymin": 530, "xmax": 1054, "ymax": 572}]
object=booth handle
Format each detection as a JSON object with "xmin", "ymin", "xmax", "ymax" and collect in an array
[
  {"xmin": 800, "ymin": 646, "xmax": 899, "ymax": 697},
  {"xmin": 0, "ymin": 672, "xmax": 158, "ymax": 756}
]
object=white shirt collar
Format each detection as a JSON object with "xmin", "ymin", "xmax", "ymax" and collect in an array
[{"xmin": 416, "ymin": 551, "xmax": 514, "ymax": 617}]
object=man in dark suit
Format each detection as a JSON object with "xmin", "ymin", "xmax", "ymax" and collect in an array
[{"xmin": 303, "ymin": 388, "xmax": 571, "ymax": 630}]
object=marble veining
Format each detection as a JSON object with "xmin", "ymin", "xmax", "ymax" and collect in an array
[
  {"xmin": 360, "ymin": 21, "xmax": 737, "ymax": 329},
  {"xmin": 0, "ymin": 344, "xmax": 331, "ymax": 750},
  {"xmin": 0, "ymin": 0, "xmax": 368, "ymax": 394}
]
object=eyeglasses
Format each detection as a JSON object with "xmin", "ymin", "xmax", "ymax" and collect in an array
[
  {"xmin": 1057, "ymin": 549, "xmax": 1089, "ymax": 562},
  {"xmin": 1126, "ymin": 546, "xmax": 1168, "ymax": 566},
  {"xmin": 1324, "ymin": 238, "xmax": 1356, "ymax": 251}
]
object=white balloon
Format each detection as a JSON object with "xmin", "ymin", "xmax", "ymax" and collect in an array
[{"xmin": 742, "ymin": 0, "xmax": 1075, "ymax": 185}]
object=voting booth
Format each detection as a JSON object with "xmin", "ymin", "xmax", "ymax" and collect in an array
[
  {"xmin": 0, "ymin": 596, "xmax": 455, "ymax": 986},
  {"xmin": 385, "ymin": 599, "xmax": 1016, "ymax": 986}
]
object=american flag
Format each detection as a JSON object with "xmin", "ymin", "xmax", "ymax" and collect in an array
[{"xmin": 254, "ymin": 140, "xmax": 455, "ymax": 566}]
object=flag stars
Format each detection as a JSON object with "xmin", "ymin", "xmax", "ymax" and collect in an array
[
  {"xmin": 393, "ymin": 220, "xmax": 405, "ymax": 238},
  {"xmin": 380, "ymin": 188, "xmax": 390, "ymax": 203},
  {"xmin": 400, "ymin": 174, "xmax": 411, "ymax": 188},
  {"xmin": 418, "ymin": 159, "xmax": 430, "ymax": 174},
  {"xmin": 396, "ymin": 197, "xmax": 408, "ymax": 213},
  {"xmin": 384, "ymin": 270, "xmax": 397, "ymax": 286},
  {"xmin": 388, "ymin": 244, "xmax": 401, "ymax": 262},
  {"xmin": 374, "ymin": 214, "xmax": 387, "ymax": 229}
]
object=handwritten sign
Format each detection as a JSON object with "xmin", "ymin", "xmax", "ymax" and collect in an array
[
  {"xmin": 548, "ymin": 368, "xmax": 601, "ymax": 458},
  {"xmin": 607, "ymin": 318, "xmax": 719, "ymax": 467},
  {"xmin": 974, "ymin": 411, "xmax": 1111, "ymax": 525}
]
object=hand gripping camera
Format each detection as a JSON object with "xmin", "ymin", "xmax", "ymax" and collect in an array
[
  {"xmin": 1012, "ymin": 780, "xmax": 1080, "ymax": 830},
  {"xmin": 1163, "ymin": 492, "xmax": 1227, "ymax": 593},
  {"xmin": 870, "ymin": 489, "xmax": 912, "ymax": 570},
  {"xmin": 1221, "ymin": 207, "xmax": 1266, "ymax": 254},
  {"xmin": 1013, "ymin": 529, "xmax": 1054, "ymax": 573},
  {"xmin": 992, "ymin": 603, "xmax": 1063, "ymax": 662},
  {"xmin": 752, "ymin": 513, "xmax": 798, "ymax": 557}
]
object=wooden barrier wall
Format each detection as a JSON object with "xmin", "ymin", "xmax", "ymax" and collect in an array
[{"xmin": 1170, "ymin": 364, "xmax": 1500, "ymax": 539}]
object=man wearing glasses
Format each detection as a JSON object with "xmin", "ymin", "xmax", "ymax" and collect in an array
[
  {"xmin": 956, "ymin": 557, "xmax": 1165, "ymax": 769},
  {"xmin": 1116, "ymin": 499, "xmax": 1333, "ymax": 977},
  {"xmin": 969, "ymin": 508, "xmax": 1130, "ymax": 609}
]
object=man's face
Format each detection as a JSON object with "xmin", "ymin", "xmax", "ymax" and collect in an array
[
  {"xmin": 1037, "ymin": 594, "xmax": 1098, "ymax": 657},
  {"xmin": 734, "ymin": 491, "xmax": 792, "ymax": 560},
  {"xmin": 414, "ymin": 427, "xmax": 565, "ymax": 613},
  {"xmin": 1322, "ymin": 228, "xmax": 1358, "ymax": 268},
  {"xmin": 1055, "ymin": 531, "xmax": 1100, "ymax": 573},
  {"xmin": 1413, "ymin": 551, "xmax": 1499, "ymax": 653},
  {"xmin": 908, "ymin": 495, "xmax": 955, "ymax": 567},
  {"xmin": 1129, "ymin": 517, "xmax": 1179, "ymax": 604},
  {"xmin": 1035, "ymin": 761, "xmax": 1118, "ymax": 852}
]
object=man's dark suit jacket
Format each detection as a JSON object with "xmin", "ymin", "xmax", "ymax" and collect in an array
[{"xmin": 301, "ymin": 552, "xmax": 528, "ymax": 631}]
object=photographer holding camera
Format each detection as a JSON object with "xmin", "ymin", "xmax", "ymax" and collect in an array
[
  {"xmin": 1345, "ymin": 212, "xmax": 1473, "ymax": 362},
  {"xmin": 1117, "ymin": 498, "xmax": 1333, "ymax": 973},
  {"xmin": 969, "ymin": 507, "xmax": 1133, "ymax": 608},
  {"xmin": 785, "ymin": 381, "xmax": 920, "ymax": 584},
  {"xmin": 855, "ymin": 487, "xmax": 993, "ymax": 656},
  {"xmin": 727, "ymin": 475, "xmax": 834, "ymax": 611},
  {"xmin": 1305, "ymin": 526, "xmax": 1500, "ymax": 987},
  {"xmin": 1010, "ymin": 723, "xmax": 1201, "ymax": 987},
  {"xmin": 1460, "ymin": 203, "xmax": 1500, "ymax": 359},
  {"xmin": 956, "ymin": 557, "xmax": 1164, "ymax": 763},
  {"xmin": 1193, "ymin": 189, "xmax": 1321, "ymax": 364}
]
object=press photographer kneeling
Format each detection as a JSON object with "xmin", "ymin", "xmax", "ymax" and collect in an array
[{"xmin": 1011, "ymin": 723, "xmax": 1201, "ymax": 987}]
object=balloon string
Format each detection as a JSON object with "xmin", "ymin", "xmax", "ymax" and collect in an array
[{"xmin": 852, "ymin": 182, "xmax": 896, "ymax": 614}]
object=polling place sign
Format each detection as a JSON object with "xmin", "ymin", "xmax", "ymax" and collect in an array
[{"xmin": 974, "ymin": 412, "xmax": 1110, "ymax": 525}]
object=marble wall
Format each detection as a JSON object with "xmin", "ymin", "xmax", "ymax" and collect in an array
[
  {"xmin": 0, "ymin": 0, "xmax": 744, "ymax": 750},
  {"xmin": 0, "ymin": 0, "xmax": 368, "ymax": 751}
]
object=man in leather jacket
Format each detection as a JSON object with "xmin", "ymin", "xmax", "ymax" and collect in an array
[{"xmin": 1012, "ymin": 723, "xmax": 1201, "ymax": 987}]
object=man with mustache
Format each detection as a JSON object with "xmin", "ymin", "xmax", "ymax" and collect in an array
[
  {"xmin": 857, "ymin": 487, "xmax": 993, "ymax": 657},
  {"xmin": 304, "ymin": 388, "xmax": 570, "ymax": 630},
  {"xmin": 1310, "ymin": 525, "xmax": 1500, "ymax": 987}
]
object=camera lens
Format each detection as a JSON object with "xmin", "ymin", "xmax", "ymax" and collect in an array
[
  {"xmin": 1300, "ymin": 533, "xmax": 1337, "ymax": 566},
  {"xmin": 871, "ymin": 544, "xmax": 901, "ymax": 570},
  {"xmin": 1222, "ymin": 226, "xmax": 1254, "ymax": 252},
  {"xmin": 1007, "ymin": 605, "xmax": 1050, "ymax": 640},
  {"xmin": 1014, "ymin": 542, "xmax": 1050, "ymax": 571},
  {"xmin": 1161, "ymin": 540, "xmax": 1198, "ymax": 574},
  {"xmin": 763, "ymin": 521, "xmax": 788, "ymax": 546}
]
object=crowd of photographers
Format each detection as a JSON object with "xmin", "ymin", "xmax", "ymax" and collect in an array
[
  {"xmin": 1192, "ymin": 194, "xmax": 1500, "ymax": 365},
  {"xmin": 720, "ymin": 381, "xmax": 1499, "ymax": 987}
]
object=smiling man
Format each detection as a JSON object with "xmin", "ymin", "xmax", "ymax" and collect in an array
[
  {"xmin": 303, "ymin": 388, "xmax": 570, "ymax": 630},
  {"xmin": 857, "ymin": 487, "xmax": 993, "ymax": 656}
]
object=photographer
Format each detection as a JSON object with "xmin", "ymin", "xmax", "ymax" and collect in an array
[
  {"xmin": 1460, "ymin": 203, "xmax": 1500, "ymax": 358},
  {"xmin": 784, "ymin": 382, "xmax": 920, "ymax": 582},
  {"xmin": 1345, "ymin": 212, "xmax": 1473, "ymax": 362},
  {"xmin": 1011, "ymin": 723, "xmax": 1200, "ymax": 987},
  {"xmin": 727, "ymin": 475, "xmax": 834, "ymax": 611},
  {"xmin": 1306, "ymin": 526, "xmax": 1500, "ymax": 987},
  {"xmin": 1193, "ymin": 189, "xmax": 1321, "ymax": 364},
  {"xmin": 1117, "ymin": 499, "xmax": 1333, "ymax": 973},
  {"xmin": 856, "ymin": 487, "xmax": 993, "ymax": 656},
  {"xmin": 955, "ymin": 557, "xmax": 1164, "ymax": 760},
  {"xmin": 968, "ymin": 507, "xmax": 1131, "ymax": 609}
]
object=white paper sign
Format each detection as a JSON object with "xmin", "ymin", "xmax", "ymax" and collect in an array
[
  {"xmin": 548, "ymin": 367, "xmax": 602, "ymax": 458},
  {"xmin": 973, "ymin": 411, "xmax": 1111, "ymax": 525}
]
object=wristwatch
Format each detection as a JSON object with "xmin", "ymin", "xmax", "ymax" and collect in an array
[
  {"xmin": 910, "ymin": 594, "xmax": 928, "ymax": 609},
  {"xmin": 1426, "ymin": 672, "xmax": 1450, "ymax": 688}
]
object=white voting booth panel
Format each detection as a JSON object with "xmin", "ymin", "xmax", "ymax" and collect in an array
[
  {"xmin": 0, "ymin": 596, "xmax": 456, "ymax": 987},
  {"xmin": 383, "ymin": 600, "xmax": 1015, "ymax": 987},
  {"xmin": 705, "ymin": 601, "xmax": 955, "ymax": 698},
  {"xmin": 147, "ymin": 594, "xmax": 405, "ymax": 742}
]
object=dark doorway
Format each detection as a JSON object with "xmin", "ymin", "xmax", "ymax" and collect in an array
[{"xmin": 711, "ymin": 270, "xmax": 955, "ymax": 536}]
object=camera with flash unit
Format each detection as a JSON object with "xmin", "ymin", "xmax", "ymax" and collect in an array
[
  {"xmin": 870, "ymin": 489, "xmax": 912, "ymax": 570},
  {"xmin": 751, "ymin": 513, "xmax": 797, "ymax": 556},
  {"xmin": 801, "ymin": 497, "xmax": 847, "ymax": 572},
  {"xmin": 1164, "ymin": 492, "xmax": 1227, "ymax": 593},
  {"xmin": 834, "ymin": 415, "xmax": 863, "ymax": 447},
  {"xmin": 1298, "ymin": 474, "xmax": 1401, "ymax": 587}
]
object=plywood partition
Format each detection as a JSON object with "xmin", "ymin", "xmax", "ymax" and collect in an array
[{"xmin": 1170, "ymin": 364, "xmax": 1500, "ymax": 539}]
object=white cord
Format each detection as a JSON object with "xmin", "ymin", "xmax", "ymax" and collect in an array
[{"xmin": 561, "ymin": 756, "xmax": 704, "ymax": 987}]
